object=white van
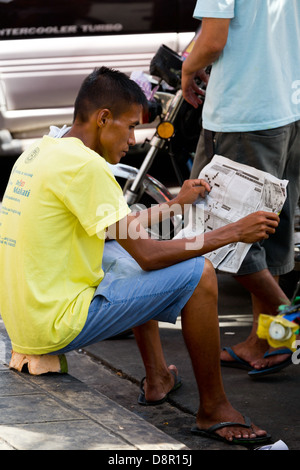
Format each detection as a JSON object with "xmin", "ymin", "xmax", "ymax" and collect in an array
[{"xmin": 0, "ymin": 0, "xmax": 198, "ymax": 156}]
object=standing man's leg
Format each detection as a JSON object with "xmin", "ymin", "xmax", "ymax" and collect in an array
[
  {"xmin": 192, "ymin": 124, "xmax": 299, "ymax": 370},
  {"xmin": 221, "ymin": 269, "xmax": 290, "ymax": 369}
]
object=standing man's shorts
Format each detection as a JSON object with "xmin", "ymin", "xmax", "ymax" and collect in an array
[
  {"xmin": 53, "ymin": 241, "xmax": 205, "ymax": 354},
  {"xmin": 190, "ymin": 121, "xmax": 300, "ymax": 277}
]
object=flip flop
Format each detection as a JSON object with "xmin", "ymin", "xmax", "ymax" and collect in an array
[
  {"xmin": 191, "ymin": 415, "xmax": 272, "ymax": 447},
  {"xmin": 138, "ymin": 370, "xmax": 182, "ymax": 406},
  {"xmin": 248, "ymin": 348, "xmax": 293, "ymax": 378},
  {"xmin": 220, "ymin": 347, "xmax": 252, "ymax": 370}
]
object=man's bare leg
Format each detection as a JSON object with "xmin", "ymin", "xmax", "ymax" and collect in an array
[
  {"xmin": 133, "ymin": 319, "xmax": 177, "ymax": 403},
  {"xmin": 133, "ymin": 260, "xmax": 268, "ymax": 442},
  {"xmin": 220, "ymin": 269, "xmax": 291, "ymax": 369}
]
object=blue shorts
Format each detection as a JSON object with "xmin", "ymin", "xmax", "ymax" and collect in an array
[{"xmin": 54, "ymin": 241, "xmax": 205, "ymax": 353}]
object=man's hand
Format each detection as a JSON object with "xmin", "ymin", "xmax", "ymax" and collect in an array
[
  {"xmin": 181, "ymin": 68, "xmax": 208, "ymax": 109},
  {"xmin": 174, "ymin": 179, "xmax": 211, "ymax": 208},
  {"xmin": 235, "ymin": 211, "xmax": 280, "ymax": 244},
  {"xmin": 181, "ymin": 18, "xmax": 230, "ymax": 107}
]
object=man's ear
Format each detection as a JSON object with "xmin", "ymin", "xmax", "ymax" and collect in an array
[{"xmin": 97, "ymin": 108, "xmax": 112, "ymax": 127}]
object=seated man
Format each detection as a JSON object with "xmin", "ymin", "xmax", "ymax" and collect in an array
[{"xmin": 0, "ymin": 67, "xmax": 278, "ymax": 446}]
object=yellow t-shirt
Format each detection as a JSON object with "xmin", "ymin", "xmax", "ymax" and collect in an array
[{"xmin": 0, "ymin": 135, "xmax": 130, "ymax": 354}]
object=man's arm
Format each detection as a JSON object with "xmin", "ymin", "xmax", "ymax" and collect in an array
[
  {"xmin": 131, "ymin": 179, "xmax": 211, "ymax": 228},
  {"xmin": 182, "ymin": 18, "xmax": 231, "ymax": 108},
  {"xmin": 110, "ymin": 211, "xmax": 280, "ymax": 271}
]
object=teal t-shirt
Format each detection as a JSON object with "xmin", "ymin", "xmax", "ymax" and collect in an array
[{"xmin": 194, "ymin": 0, "xmax": 300, "ymax": 132}]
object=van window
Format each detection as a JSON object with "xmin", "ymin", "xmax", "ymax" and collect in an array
[{"xmin": 0, "ymin": 0, "xmax": 198, "ymax": 40}]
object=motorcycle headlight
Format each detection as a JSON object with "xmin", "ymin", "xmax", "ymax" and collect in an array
[{"xmin": 157, "ymin": 121, "xmax": 175, "ymax": 139}]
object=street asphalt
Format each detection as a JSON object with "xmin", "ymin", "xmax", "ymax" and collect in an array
[{"xmin": 77, "ymin": 272, "xmax": 300, "ymax": 451}]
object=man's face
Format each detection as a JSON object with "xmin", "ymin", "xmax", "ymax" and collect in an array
[{"xmin": 97, "ymin": 103, "xmax": 142, "ymax": 165}]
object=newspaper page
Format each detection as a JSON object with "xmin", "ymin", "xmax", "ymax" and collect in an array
[{"xmin": 174, "ymin": 155, "xmax": 288, "ymax": 273}]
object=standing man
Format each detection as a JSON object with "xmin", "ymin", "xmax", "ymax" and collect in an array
[{"xmin": 182, "ymin": 0, "xmax": 300, "ymax": 376}]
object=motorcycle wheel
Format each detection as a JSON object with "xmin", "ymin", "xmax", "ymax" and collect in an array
[{"xmin": 110, "ymin": 162, "xmax": 182, "ymax": 240}]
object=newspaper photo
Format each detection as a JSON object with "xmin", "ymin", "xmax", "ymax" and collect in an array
[{"xmin": 174, "ymin": 155, "xmax": 288, "ymax": 273}]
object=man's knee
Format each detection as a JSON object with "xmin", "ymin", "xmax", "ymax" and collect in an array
[{"xmin": 196, "ymin": 259, "xmax": 218, "ymax": 298}]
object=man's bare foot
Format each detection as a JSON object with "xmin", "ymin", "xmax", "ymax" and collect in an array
[
  {"xmin": 220, "ymin": 338, "xmax": 267, "ymax": 368},
  {"xmin": 221, "ymin": 340, "xmax": 292, "ymax": 371},
  {"xmin": 142, "ymin": 364, "xmax": 180, "ymax": 403},
  {"xmin": 195, "ymin": 402, "xmax": 269, "ymax": 443},
  {"xmin": 250, "ymin": 347, "xmax": 292, "ymax": 370}
]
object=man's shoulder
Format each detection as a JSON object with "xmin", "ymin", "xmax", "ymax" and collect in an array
[{"xmin": 44, "ymin": 135, "xmax": 107, "ymax": 169}]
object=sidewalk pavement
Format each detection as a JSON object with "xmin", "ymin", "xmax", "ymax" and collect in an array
[{"xmin": 0, "ymin": 331, "xmax": 187, "ymax": 451}]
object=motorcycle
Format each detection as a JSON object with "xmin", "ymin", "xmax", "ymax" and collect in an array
[{"xmin": 109, "ymin": 29, "xmax": 205, "ymax": 239}]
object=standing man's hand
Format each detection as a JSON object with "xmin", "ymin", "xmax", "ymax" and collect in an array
[
  {"xmin": 181, "ymin": 68, "xmax": 209, "ymax": 109},
  {"xmin": 181, "ymin": 18, "xmax": 230, "ymax": 107}
]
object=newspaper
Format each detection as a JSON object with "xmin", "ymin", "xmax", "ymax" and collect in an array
[{"xmin": 174, "ymin": 155, "xmax": 288, "ymax": 273}]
